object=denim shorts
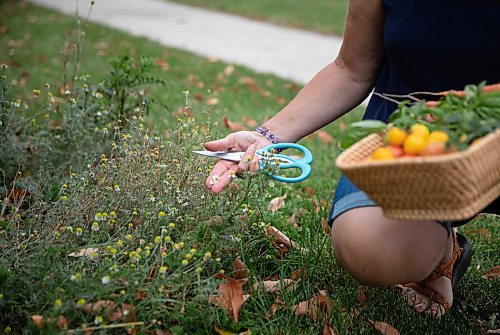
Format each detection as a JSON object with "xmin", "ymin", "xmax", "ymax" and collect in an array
[{"xmin": 327, "ymin": 175, "xmax": 456, "ymax": 234}]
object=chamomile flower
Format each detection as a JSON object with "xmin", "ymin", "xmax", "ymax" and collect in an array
[
  {"xmin": 164, "ymin": 236, "xmax": 172, "ymax": 243},
  {"xmin": 70, "ymin": 272, "xmax": 82, "ymax": 282},
  {"xmin": 101, "ymin": 275, "xmax": 111, "ymax": 285},
  {"xmin": 195, "ymin": 267, "xmax": 203, "ymax": 273},
  {"xmin": 158, "ymin": 211, "xmax": 166, "ymax": 218},
  {"xmin": 159, "ymin": 266, "xmax": 168, "ymax": 274},
  {"xmin": 113, "ymin": 184, "xmax": 120, "ymax": 192},
  {"xmin": 60, "ymin": 195, "xmax": 68, "ymax": 202},
  {"xmin": 94, "ymin": 315, "xmax": 104, "ymax": 325},
  {"xmin": 110, "ymin": 211, "xmax": 117, "ymax": 218},
  {"xmin": 181, "ymin": 259, "xmax": 189, "ymax": 266},
  {"xmin": 204, "ymin": 251, "xmax": 212, "ymax": 260},
  {"xmin": 76, "ymin": 227, "xmax": 83, "ymax": 236},
  {"xmin": 94, "ymin": 212, "xmax": 104, "ymax": 221},
  {"xmin": 126, "ymin": 234, "xmax": 133, "ymax": 241},
  {"xmin": 154, "ymin": 236, "xmax": 161, "ymax": 243},
  {"xmin": 76, "ymin": 298, "xmax": 87, "ymax": 308},
  {"xmin": 54, "ymin": 299, "xmax": 63, "ymax": 309},
  {"xmin": 168, "ymin": 222, "xmax": 175, "ymax": 229},
  {"xmin": 184, "ymin": 253, "xmax": 192, "ymax": 260},
  {"xmin": 91, "ymin": 222, "xmax": 100, "ymax": 232}
]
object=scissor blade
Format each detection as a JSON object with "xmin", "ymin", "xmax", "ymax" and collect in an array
[{"xmin": 192, "ymin": 150, "xmax": 243, "ymax": 162}]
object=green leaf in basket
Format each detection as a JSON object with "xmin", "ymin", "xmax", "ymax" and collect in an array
[{"xmin": 338, "ymin": 120, "xmax": 387, "ymax": 150}]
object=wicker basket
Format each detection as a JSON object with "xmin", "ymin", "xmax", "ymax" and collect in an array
[{"xmin": 335, "ymin": 129, "xmax": 500, "ymax": 221}]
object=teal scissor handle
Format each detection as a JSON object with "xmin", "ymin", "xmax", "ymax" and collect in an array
[{"xmin": 256, "ymin": 143, "xmax": 313, "ymax": 183}]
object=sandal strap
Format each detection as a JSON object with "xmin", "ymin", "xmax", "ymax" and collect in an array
[
  {"xmin": 406, "ymin": 282, "xmax": 451, "ymax": 312},
  {"xmin": 419, "ymin": 231, "xmax": 462, "ymax": 285}
]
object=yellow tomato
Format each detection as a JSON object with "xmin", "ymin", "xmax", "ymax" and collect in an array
[
  {"xmin": 428, "ymin": 130, "xmax": 449, "ymax": 143},
  {"xmin": 386, "ymin": 127, "xmax": 408, "ymax": 146},
  {"xmin": 403, "ymin": 134, "xmax": 427, "ymax": 155},
  {"xmin": 410, "ymin": 123, "xmax": 430, "ymax": 140},
  {"xmin": 371, "ymin": 147, "xmax": 394, "ymax": 161}
]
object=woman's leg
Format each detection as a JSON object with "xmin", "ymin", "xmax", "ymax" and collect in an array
[{"xmin": 330, "ymin": 206, "xmax": 454, "ymax": 313}]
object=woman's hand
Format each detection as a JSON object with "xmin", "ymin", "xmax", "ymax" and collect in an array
[{"xmin": 204, "ymin": 131, "xmax": 271, "ymax": 193}]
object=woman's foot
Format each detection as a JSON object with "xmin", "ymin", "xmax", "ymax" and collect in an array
[{"xmin": 396, "ymin": 231, "xmax": 459, "ymax": 317}]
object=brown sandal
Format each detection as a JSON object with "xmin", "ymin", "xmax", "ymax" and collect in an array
[{"xmin": 400, "ymin": 231, "xmax": 472, "ymax": 317}]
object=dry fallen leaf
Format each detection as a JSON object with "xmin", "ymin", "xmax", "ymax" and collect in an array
[
  {"xmin": 316, "ymin": 130, "xmax": 334, "ymax": 144},
  {"xmin": 287, "ymin": 211, "xmax": 300, "ymax": 229},
  {"xmin": 266, "ymin": 226, "xmax": 293, "ymax": 248},
  {"xmin": 483, "ymin": 265, "xmax": 500, "ymax": 279},
  {"xmin": 82, "ymin": 300, "xmax": 116, "ymax": 315},
  {"xmin": 223, "ymin": 117, "xmax": 246, "ymax": 131},
  {"xmin": 369, "ymin": 320, "xmax": 400, "ymax": 335},
  {"xmin": 486, "ymin": 329, "xmax": 500, "ymax": 334},
  {"xmin": 323, "ymin": 322, "xmax": 339, "ymax": 335},
  {"xmin": 68, "ymin": 247, "xmax": 99, "ymax": 258},
  {"xmin": 357, "ymin": 286, "xmax": 368, "ymax": 307},
  {"xmin": 210, "ymin": 275, "xmax": 249, "ymax": 322},
  {"xmin": 233, "ymin": 257, "xmax": 248, "ymax": 279},
  {"xmin": 57, "ymin": 315, "xmax": 68, "ymax": 329},
  {"xmin": 207, "ymin": 97, "xmax": 220, "ymax": 106},
  {"xmin": 242, "ymin": 117, "xmax": 258, "ymax": 128},
  {"xmin": 224, "ymin": 64, "xmax": 235, "ymax": 76},
  {"xmin": 291, "ymin": 290, "xmax": 331, "ymax": 321},
  {"xmin": 31, "ymin": 315, "xmax": 44, "ymax": 329},
  {"xmin": 268, "ymin": 195, "xmax": 286, "ymax": 212},
  {"xmin": 252, "ymin": 279, "xmax": 297, "ymax": 293}
]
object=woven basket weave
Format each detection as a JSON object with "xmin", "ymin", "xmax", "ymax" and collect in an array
[{"xmin": 335, "ymin": 129, "xmax": 500, "ymax": 221}]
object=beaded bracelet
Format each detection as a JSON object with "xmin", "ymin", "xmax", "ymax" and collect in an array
[{"xmin": 254, "ymin": 126, "xmax": 283, "ymax": 144}]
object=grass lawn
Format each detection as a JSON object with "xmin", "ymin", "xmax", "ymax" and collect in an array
[
  {"xmin": 168, "ymin": 0, "xmax": 349, "ymax": 36},
  {"xmin": 0, "ymin": 1, "xmax": 499, "ymax": 334}
]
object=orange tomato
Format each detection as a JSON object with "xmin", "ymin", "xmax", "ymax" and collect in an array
[
  {"xmin": 421, "ymin": 141, "xmax": 447, "ymax": 156},
  {"xmin": 428, "ymin": 130, "xmax": 449, "ymax": 143},
  {"xmin": 386, "ymin": 127, "xmax": 407, "ymax": 146},
  {"xmin": 403, "ymin": 134, "xmax": 427, "ymax": 155},
  {"xmin": 410, "ymin": 123, "xmax": 430, "ymax": 140},
  {"xmin": 386, "ymin": 145, "xmax": 404, "ymax": 158},
  {"xmin": 371, "ymin": 147, "xmax": 394, "ymax": 161}
]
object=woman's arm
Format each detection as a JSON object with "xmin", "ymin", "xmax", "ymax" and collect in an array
[{"xmin": 261, "ymin": 0, "xmax": 386, "ymax": 143}]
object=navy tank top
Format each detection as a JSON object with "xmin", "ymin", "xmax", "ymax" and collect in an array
[{"xmin": 364, "ymin": 0, "xmax": 500, "ymax": 121}]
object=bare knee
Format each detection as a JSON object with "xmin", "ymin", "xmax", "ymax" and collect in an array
[{"xmin": 330, "ymin": 207, "xmax": 446, "ymax": 286}]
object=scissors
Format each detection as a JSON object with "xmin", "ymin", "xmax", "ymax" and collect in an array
[{"xmin": 193, "ymin": 143, "xmax": 313, "ymax": 183}]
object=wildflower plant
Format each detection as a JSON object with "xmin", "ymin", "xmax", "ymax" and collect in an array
[{"xmin": 0, "ymin": 89, "xmax": 275, "ymax": 332}]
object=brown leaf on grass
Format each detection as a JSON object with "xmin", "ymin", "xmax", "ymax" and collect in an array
[
  {"xmin": 357, "ymin": 286, "xmax": 368, "ymax": 307},
  {"xmin": 266, "ymin": 226, "xmax": 293, "ymax": 248},
  {"xmin": 323, "ymin": 322, "xmax": 339, "ymax": 335},
  {"xmin": 304, "ymin": 187, "xmax": 316, "ymax": 196},
  {"xmin": 154, "ymin": 59, "xmax": 169, "ymax": 72},
  {"xmin": 31, "ymin": 315, "xmax": 44, "ymax": 329},
  {"xmin": 135, "ymin": 289, "xmax": 146, "ymax": 301},
  {"xmin": 224, "ymin": 64, "xmax": 235, "ymax": 76},
  {"xmin": 223, "ymin": 117, "xmax": 246, "ymax": 131},
  {"xmin": 483, "ymin": 265, "xmax": 500, "ymax": 279},
  {"xmin": 233, "ymin": 257, "xmax": 248, "ymax": 279},
  {"xmin": 486, "ymin": 329, "xmax": 500, "ymax": 334},
  {"xmin": 315, "ymin": 130, "xmax": 334, "ymax": 144},
  {"xmin": 338, "ymin": 122, "xmax": 346, "ymax": 130},
  {"xmin": 68, "ymin": 247, "xmax": 99, "ymax": 258},
  {"xmin": 468, "ymin": 228, "xmax": 492, "ymax": 240},
  {"xmin": 252, "ymin": 279, "xmax": 297, "ymax": 293},
  {"xmin": 369, "ymin": 320, "xmax": 400, "ymax": 335},
  {"xmin": 207, "ymin": 97, "xmax": 220, "ymax": 106},
  {"xmin": 82, "ymin": 300, "xmax": 116, "ymax": 315},
  {"xmin": 242, "ymin": 116, "xmax": 258, "ymax": 128},
  {"xmin": 291, "ymin": 290, "xmax": 331, "ymax": 321},
  {"xmin": 321, "ymin": 218, "xmax": 331, "ymax": 235},
  {"xmin": 268, "ymin": 195, "xmax": 286, "ymax": 213},
  {"xmin": 210, "ymin": 275, "xmax": 249, "ymax": 322},
  {"xmin": 239, "ymin": 77, "xmax": 258, "ymax": 92},
  {"xmin": 57, "ymin": 315, "xmax": 68, "ymax": 329},
  {"xmin": 287, "ymin": 211, "xmax": 300, "ymax": 229}
]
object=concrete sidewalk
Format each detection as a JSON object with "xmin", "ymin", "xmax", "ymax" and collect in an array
[{"xmin": 28, "ymin": 0, "xmax": 343, "ymax": 85}]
